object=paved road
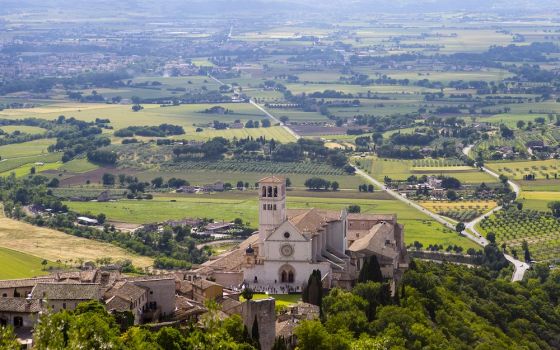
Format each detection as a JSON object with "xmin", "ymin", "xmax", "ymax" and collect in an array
[
  {"xmin": 461, "ymin": 145, "xmax": 528, "ymax": 281},
  {"xmin": 209, "ymin": 74, "xmax": 300, "ymax": 141},
  {"xmin": 209, "ymin": 74, "xmax": 529, "ymax": 281}
]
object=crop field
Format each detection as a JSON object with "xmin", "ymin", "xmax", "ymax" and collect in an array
[
  {"xmin": 0, "ymin": 102, "xmax": 272, "ymax": 131},
  {"xmin": 284, "ymin": 83, "xmax": 439, "ymax": 95},
  {"xmin": 58, "ymin": 157, "xmax": 99, "ymax": 173},
  {"xmin": 357, "ymin": 157, "xmax": 498, "ymax": 183},
  {"xmin": 135, "ymin": 170, "xmax": 364, "ymax": 189},
  {"xmin": 0, "ymin": 153, "xmax": 62, "ymax": 173},
  {"xmin": 161, "ymin": 159, "xmax": 347, "ymax": 176},
  {"xmin": 0, "ymin": 216, "xmax": 153, "ymax": 268},
  {"xmin": 0, "ymin": 160, "xmax": 62, "ymax": 178},
  {"xmin": 378, "ymin": 69, "xmax": 513, "ymax": 83},
  {"xmin": 518, "ymin": 191, "xmax": 559, "ymax": 211},
  {"xmin": 477, "ymin": 209, "xmax": 560, "ymax": 262},
  {"xmin": 419, "ymin": 200, "xmax": 497, "ymax": 222},
  {"xmin": 0, "ymin": 125, "xmax": 47, "ymax": 135},
  {"xmin": 0, "ymin": 138, "xmax": 55, "ymax": 158},
  {"xmin": 179, "ymin": 125, "xmax": 296, "ymax": 142},
  {"xmin": 0, "ymin": 247, "xmax": 55, "ymax": 279},
  {"xmin": 473, "ymin": 137, "xmax": 527, "ymax": 156},
  {"xmin": 485, "ymin": 159, "xmax": 560, "ymax": 182},
  {"xmin": 65, "ymin": 191, "xmax": 479, "ymax": 249}
]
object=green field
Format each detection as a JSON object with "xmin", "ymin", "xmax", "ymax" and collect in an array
[
  {"xmin": 58, "ymin": 157, "xmax": 99, "ymax": 173},
  {"xmin": 0, "ymin": 153, "xmax": 62, "ymax": 173},
  {"xmin": 358, "ymin": 157, "xmax": 497, "ymax": 183},
  {"xmin": 0, "ymin": 138, "xmax": 55, "ymax": 158},
  {"xmin": 0, "ymin": 246, "xmax": 52, "ymax": 279},
  {"xmin": 65, "ymin": 191, "xmax": 479, "ymax": 250},
  {"xmin": 0, "ymin": 161, "xmax": 62, "ymax": 178},
  {"xmin": 0, "ymin": 125, "xmax": 47, "ymax": 135},
  {"xmin": 485, "ymin": 159, "xmax": 560, "ymax": 184}
]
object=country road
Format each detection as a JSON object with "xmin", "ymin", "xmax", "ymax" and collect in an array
[
  {"xmin": 209, "ymin": 74, "xmax": 528, "ymax": 281},
  {"xmin": 462, "ymin": 145, "xmax": 528, "ymax": 281}
]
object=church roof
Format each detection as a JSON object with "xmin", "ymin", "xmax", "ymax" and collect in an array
[
  {"xmin": 348, "ymin": 221, "xmax": 399, "ymax": 259},
  {"xmin": 347, "ymin": 213, "xmax": 396, "ymax": 223},
  {"xmin": 259, "ymin": 175, "xmax": 285, "ymax": 183},
  {"xmin": 286, "ymin": 208, "xmax": 342, "ymax": 236}
]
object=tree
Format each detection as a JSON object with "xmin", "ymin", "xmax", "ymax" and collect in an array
[
  {"xmin": 47, "ymin": 178, "xmax": 60, "ymax": 188},
  {"xmin": 547, "ymin": 201, "xmax": 560, "ymax": 218},
  {"xmin": 151, "ymin": 177, "xmax": 164, "ymax": 188},
  {"xmin": 241, "ymin": 287, "xmax": 254, "ymax": 300},
  {"xmin": 486, "ymin": 232, "xmax": 496, "ymax": 244},
  {"xmin": 285, "ymin": 178, "xmax": 292, "ymax": 188},
  {"xmin": 304, "ymin": 177, "xmax": 330, "ymax": 191},
  {"xmin": 516, "ymin": 120, "xmax": 526, "ymax": 129},
  {"xmin": 42, "ymin": 259, "xmax": 48, "ymax": 270},
  {"xmin": 455, "ymin": 222, "xmax": 465, "ymax": 233},
  {"xmin": 331, "ymin": 181, "xmax": 339, "ymax": 191},
  {"xmin": 302, "ymin": 270, "xmax": 323, "ymax": 309},
  {"xmin": 0, "ymin": 326, "xmax": 19, "ymax": 349},
  {"xmin": 358, "ymin": 256, "xmax": 383, "ymax": 283},
  {"xmin": 102, "ymin": 173, "xmax": 115, "ymax": 186},
  {"xmin": 446, "ymin": 190, "xmax": 458, "ymax": 201},
  {"xmin": 293, "ymin": 320, "xmax": 330, "ymax": 350},
  {"xmin": 348, "ymin": 205, "xmax": 361, "ymax": 213},
  {"xmin": 251, "ymin": 315, "xmax": 260, "ymax": 349}
]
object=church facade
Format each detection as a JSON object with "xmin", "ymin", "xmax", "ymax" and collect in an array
[{"xmin": 240, "ymin": 176, "xmax": 408, "ymax": 293}]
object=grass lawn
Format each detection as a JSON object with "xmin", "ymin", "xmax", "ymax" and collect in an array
[
  {"xmin": 0, "ymin": 216, "xmax": 153, "ymax": 268},
  {"xmin": 240, "ymin": 293, "xmax": 301, "ymax": 308},
  {"xmin": 65, "ymin": 190, "xmax": 479, "ymax": 250},
  {"xmin": 0, "ymin": 247, "xmax": 55, "ymax": 279}
]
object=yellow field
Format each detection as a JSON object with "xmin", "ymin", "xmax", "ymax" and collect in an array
[
  {"xmin": 0, "ymin": 216, "xmax": 153, "ymax": 268},
  {"xmin": 419, "ymin": 200, "xmax": 497, "ymax": 213}
]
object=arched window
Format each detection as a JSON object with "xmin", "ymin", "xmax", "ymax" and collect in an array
[
  {"xmin": 273, "ymin": 186, "xmax": 278, "ymax": 197},
  {"xmin": 267, "ymin": 186, "xmax": 273, "ymax": 197},
  {"xmin": 261, "ymin": 186, "xmax": 266, "ymax": 197},
  {"xmin": 279, "ymin": 264, "xmax": 295, "ymax": 284},
  {"xmin": 288, "ymin": 271, "xmax": 294, "ymax": 283},
  {"xmin": 281, "ymin": 271, "xmax": 287, "ymax": 283}
]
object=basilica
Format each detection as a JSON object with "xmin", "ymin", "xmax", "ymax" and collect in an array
[{"xmin": 192, "ymin": 176, "xmax": 408, "ymax": 293}]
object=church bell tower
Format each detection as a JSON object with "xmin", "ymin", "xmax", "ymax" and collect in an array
[{"xmin": 258, "ymin": 176, "xmax": 287, "ymax": 244}]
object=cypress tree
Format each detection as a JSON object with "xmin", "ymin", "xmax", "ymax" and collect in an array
[
  {"xmin": 251, "ymin": 315, "xmax": 260, "ymax": 350},
  {"xmin": 370, "ymin": 255, "xmax": 383, "ymax": 283}
]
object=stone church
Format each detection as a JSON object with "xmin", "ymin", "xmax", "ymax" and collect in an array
[{"xmin": 239, "ymin": 176, "xmax": 409, "ymax": 292}]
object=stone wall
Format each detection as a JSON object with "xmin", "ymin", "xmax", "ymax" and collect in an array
[{"xmin": 241, "ymin": 298, "xmax": 276, "ymax": 350}]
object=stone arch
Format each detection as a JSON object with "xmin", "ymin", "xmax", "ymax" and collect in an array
[{"xmin": 279, "ymin": 264, "xmax": 295, "ymax": 283}]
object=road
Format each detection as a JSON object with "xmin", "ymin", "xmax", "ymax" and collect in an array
[
  {"xmin": 461, "ymin": 145, "xmax": 528, "ymax": 281},
  {"xmin": 209, "ymin": 75, "xmax": 528, "ymax": 281},
  {"xmin": 208, "ymin": 74, "xmax": 300, "ymax": 141}
]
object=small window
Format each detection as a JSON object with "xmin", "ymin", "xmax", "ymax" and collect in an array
[
  {"xmin": 263, "ymin": 204, "xmax": 267, "ymax": 210},
  {"xmin": 62, "ymin": 303, "xmax": 66, "ymax": 309}
]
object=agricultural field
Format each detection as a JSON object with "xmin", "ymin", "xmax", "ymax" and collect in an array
[
  {"xmin": 477, "ymin": 209, "xmax": 560, "ymax": 262},
  {"xmin": 64, "ymin": 190, "xmax": 480, "ymax": 250},
  {"xmin": 419, "ymin": 200, "xmax": 497, "ymax": 222},
  {"xmin": 0, "ymin": 125, "xmax": 47, "ymax": 135},
  {"xmin": 0, "ymin": 138, "xmax": 55, "ymax": 158},
  {"xmin": 0, "ymin": 153, "xmax": 62, "ymax": 173},
  {"xmin": 357, "ymin": 157, "xmax": 498, "ymax": 184},
  {"xmin": 0, "ymin": 160, "xmax": 62, "ymax": 178},
  {"xmin": 485, "ymin": 159, "xmax": 560, "ymax": 183},
  {"xmin": 0, "ymin": 215, "xmax": 153, "ymax": 268},
  {"xmin": 0, "ymin": 247, "xmax": 55, "ymax": 279}
]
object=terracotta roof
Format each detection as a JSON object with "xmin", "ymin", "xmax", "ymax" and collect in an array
[
  {"xmin": 259, "ymin": 175, "xmax": 285, "ymax": 183},
  {"xmin": 201, "ymin": 234, "xmax": 258, "ymax": 271},
  {"xmin": 193, "ymin": 279, "xmax": 222, "ymax": 291},
  {"xmin": 276, "ymin": 319, "xmax": 298, "ymax": 338},
  {"xmin": 0, "ymin": 298, "xmax": 41, "ymax": 313},
  {"xmin": 0, "ymin": 277, "xmax": 54, "ymax": 289},
  {"xmin": 347, "ymin": 213, "xmax": 396, "ymax": 222},
  {"xmin": 288, "ymin": 208, "xmax": 330, "ymax": 236},
  {"xmin": 31, "ymin": 283, "xmax": 102, "ymax": 300},
  {"xmin": 105, "ymin": 282, "xmax": 146, "ymax": 302},
  {"xmin": 219, "ymin": 297, "xmax": 242, "ymax": 314},
  {"xmin": 123, "ymin": 274, "xmax": 176, "ymax": 282},
  {"xmin": 177, "ymin": 280, "xmax": 193, "ymax": 295},
  {"xmin": 348, "ymin": 222, "xmax": 399, "ymax": 259},
  {"xmin": 105, "ymin": 295, "xmax": 131, "ymax": 312}
]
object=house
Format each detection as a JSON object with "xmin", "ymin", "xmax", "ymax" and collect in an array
[
  {"xmin": 192, "ymin": 279, "xmax": 223, "ymax": 303},
  {"xmin": 0, "ymin": 277, "xmax": 54, "ymax": 298},
  {"xmin": 125, "ymin": 275, "xmax": 176, "ymax": 320},
  {"xmin": 30, "ymin": 283, "xmax": 103, "ymax": 312},
  {"xmin": 203, "ymin": 181, "xmax": 225, "ymax": 192},
  {"xmin": 104, "ymin": 281, "xmax": 148, "ymax": 324}
]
